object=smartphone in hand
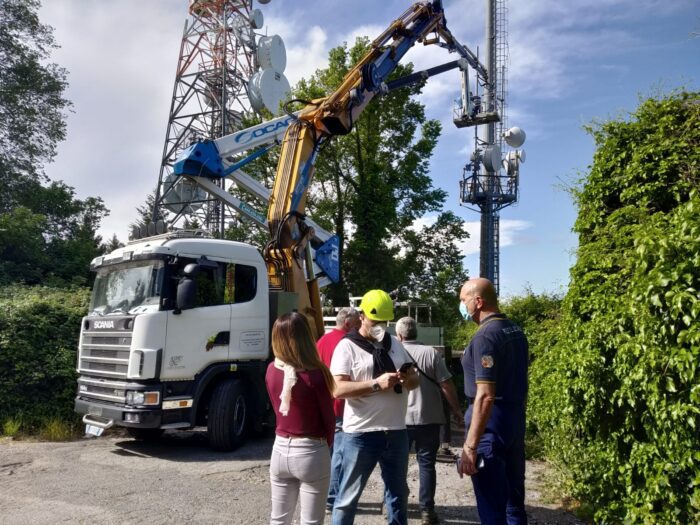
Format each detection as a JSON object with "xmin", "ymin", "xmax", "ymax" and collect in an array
[{"xmin": 457, "ymin": 454, "xmax": 485, "ymax": 478}]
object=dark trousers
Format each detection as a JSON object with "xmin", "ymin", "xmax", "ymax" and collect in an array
[
  {"xmin": 406, "ymin": 424, "xmax": 441, "ymax": 511},
  {"xmin": 470, "ymin": 432, "xmax": 527, "ymax": 525}
]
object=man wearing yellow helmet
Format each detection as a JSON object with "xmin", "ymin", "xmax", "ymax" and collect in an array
[{"xmin": 329, "ymin": 289, "xmax": 420, "ymax": 525}]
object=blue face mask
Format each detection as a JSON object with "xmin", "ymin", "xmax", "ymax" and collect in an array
[{"xmin": 459, "ymin": 302, "xmax": 472, "ymax": 322}]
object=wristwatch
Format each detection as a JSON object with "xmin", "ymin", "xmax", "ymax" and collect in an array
[{"xmin": 371, "ymin": 382, "xmax": 381, "ymax": 392}]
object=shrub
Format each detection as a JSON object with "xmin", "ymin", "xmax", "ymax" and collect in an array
[
  {"xmin": 0, "ymin": 285, "xmax": 89, "ymax": 433},
  {"xmin": 532, "ymin": 91, "xmax": 700, "ymax": 524}
]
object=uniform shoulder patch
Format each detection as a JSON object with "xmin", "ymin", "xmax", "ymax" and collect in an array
[{"xmin": 481, "ymin": 355, "xmax": 494, "ymax": 369}]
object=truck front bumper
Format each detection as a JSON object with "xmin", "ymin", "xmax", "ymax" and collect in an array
[{"xmin": 74, "ymin": 397, "xmax": 163, "ymax": 428}]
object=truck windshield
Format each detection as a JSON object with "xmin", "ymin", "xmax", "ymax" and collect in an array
[{"xmin": 89, "ymin": 260, "xmax": 165, "ymax": 315}]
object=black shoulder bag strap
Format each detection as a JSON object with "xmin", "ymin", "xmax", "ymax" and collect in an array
[{"xmin": 405, "ymin": 343, "xmax": 442, "ymax": 389}]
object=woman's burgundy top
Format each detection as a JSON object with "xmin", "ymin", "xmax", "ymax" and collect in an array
[{"xmin": 265, "ymin": 363, "xmax": 335, "ymax": 447}]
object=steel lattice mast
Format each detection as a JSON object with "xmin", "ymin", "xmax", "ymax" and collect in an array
[
  {"xmin": 151, "ymin": 0, "xmax": 264, "ymax": 237},
  {"xmin": 456, "ymin": 0, "xmax": 525, "ymax": 295}
]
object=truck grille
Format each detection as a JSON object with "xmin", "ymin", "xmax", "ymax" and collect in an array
[
  {"xmin": 77, "ymin": 377, "xmax": 128, "ymax": 404},
  {"xmin": 79, "ymin": 329, "xmax": 131, "ymax": 379}
]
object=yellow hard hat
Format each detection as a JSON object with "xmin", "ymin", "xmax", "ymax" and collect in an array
[{"xmin": 359, "ymin": 289, "xmax": 394, "ymax": 321}]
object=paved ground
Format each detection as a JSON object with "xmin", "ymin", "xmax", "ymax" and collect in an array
[{"xmin": 0, "ymin": 430, "xmax": 584, "ymax": 524}]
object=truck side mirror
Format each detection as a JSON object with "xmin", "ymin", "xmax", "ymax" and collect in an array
[
  {"xmin": 183, "ymin": 263, "xmax": 199, "ymax": 277},
  {"xmin": 175, "ymin": 276, "xmax": 197, "ymax": 313}
]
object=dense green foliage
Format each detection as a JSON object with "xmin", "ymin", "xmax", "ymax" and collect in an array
[
  {"xmin": 294, "ymin": 39, "xmax": 446, "ymax": 296},
  {"xmin": 529, "ymin": 91, "xmax": 700, "ymax": 524},
  {"xmin": 0, "ymin": 286, "xmax": 89, "ymax": 432}
]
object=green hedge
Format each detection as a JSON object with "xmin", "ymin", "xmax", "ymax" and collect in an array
[
  {"xmin": 529, "ymin": 91, "xmax": 700, "ymax": 524},
  {"xmin": 0, "ymin": 285, "xmax": 89, "ymax": 432}
]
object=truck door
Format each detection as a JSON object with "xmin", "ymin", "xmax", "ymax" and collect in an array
[
  {"xmin": 225, "ymin": 262, "xmax": 268, "ymax": 360},
  {"xmin": 162, "ymin": 259, "xmax": 232, "ymax": 380}
]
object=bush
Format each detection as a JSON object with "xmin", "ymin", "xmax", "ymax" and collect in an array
[
  {"xmin": 0, "ymin": 285, "xmax": 89, "ymax": 434},
  {"xmin": 531, "ymin": 91, "xmax": 700, "ymax": 524}
]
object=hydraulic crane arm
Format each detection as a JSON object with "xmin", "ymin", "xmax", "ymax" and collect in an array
[
  {"xmin": 266, "ymin": 0, "xmax": 481, "ymax": 338},
  {"xmin": 172, "ymin": 0, "xmax": 485, "ymax": 339}
]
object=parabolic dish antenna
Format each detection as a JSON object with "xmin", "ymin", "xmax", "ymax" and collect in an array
[
  {"xmin": 162, "ymin": 173, "xmax": 206, "ymax": 214},
  {"xmin": 248, "ymin": 68, "xmax": 291, "ymax": 115},
  {"xmin": 257, "ymin": 0, "xmax": 271, "ymax": 4},
  {"xmin": 482, "ymin": 145, "xmax": 502, "ymax": 172},
  {"xmin": 250, "ymin": 9, "xmax": 264, "ymax": 29},
  {"xmin": 257, "ymin": 34, "xmax": 287, "ymax": 72},
  {"xmin": 503, "ymin": 126, "xmax": 526, "ymax": 148}
]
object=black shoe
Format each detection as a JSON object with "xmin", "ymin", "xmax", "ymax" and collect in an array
[
  {"xmin": 436, "ymin": 447, "xmax": 458, "ymax": 463},
  {"xmin": 421, "ymin": 509, "xmax": 440, "ymax": 524}
]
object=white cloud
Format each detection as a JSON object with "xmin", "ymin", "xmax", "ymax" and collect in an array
[
  {"xmin": 459, "ymin": 219, "xmax": 532, "ymax": 256},
  {"xmin": 264, "ymin": 15, "xmax": 329, "ymax": 85},
  {"xmin": 445, "ymin": 0, "xmax": 692, "ymax": 109},
  {"xmin": 409, "ymin": 215, "xmax": 532, "ymax": 257}
]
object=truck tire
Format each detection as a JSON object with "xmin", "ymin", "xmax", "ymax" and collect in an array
[
  {"xmin": 208, "ymin": 378, "xmax": 249, "ymax": 451},
  {"xmin": 127, "ymin": 428, "xmax": 164, "ymax": 441}
]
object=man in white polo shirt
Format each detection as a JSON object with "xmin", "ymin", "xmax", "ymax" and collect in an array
[{"xmin": 330, "ymin": 289, "xmax": 420, "ymax": 525}]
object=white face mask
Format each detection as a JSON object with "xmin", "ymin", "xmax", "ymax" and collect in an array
[{"xmin": 369, "ymin": 323, "xmax": 387, "ymax": 342}]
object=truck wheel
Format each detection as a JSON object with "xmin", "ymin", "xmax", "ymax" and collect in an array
[
  {"xmin": 127, "ymin": 428, "xmax": 164, "ymax": 441},
  {"xmin": 208, "ymin": 378, "xmax": 249, "ymax": 451}
]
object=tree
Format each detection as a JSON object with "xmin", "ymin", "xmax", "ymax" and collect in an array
[
  {"xmin": 0, "ymin": 2, "xmax": 110, "ymax": 286},
  {"xmin": 399, "ymin": 211, "xmax": 469, "ymax": 326},
  {"xmin": 0, "ymin": 0, "xmax": 71, "ymax": 210},
  {"xmin": 102, "ymin": 234, "xmax": 123, "ymax": 253},
  {"xmin": 0, "ymin": 207, "xmax": 47, "ymax": 284},
  {"xmin": 129, "ymin": 191, "xmax": 170, "ymax": 233},
  {"xmin": 0, "ymin": 182, "xmax": 108, "ymax": 285},
  {"xmin": 294, "ymin": 38, "xmax": 449, "ymax": 302},
  {"xmin": 530, "ymin": 91, "xmax": 700, "ymax": 524}
]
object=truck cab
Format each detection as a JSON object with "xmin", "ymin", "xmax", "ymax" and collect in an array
[{"xmin": 75, "ymin": 230, "xmax": 275, "ymax": 450}]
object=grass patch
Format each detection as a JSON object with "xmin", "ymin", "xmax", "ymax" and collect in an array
[
  {"xmin": 2, "ymin": 418, "xmax": 22, "ymax": 437},
  {"xmin": 39, "ymin": 418, "xmax": 77, "ymax": 441}
]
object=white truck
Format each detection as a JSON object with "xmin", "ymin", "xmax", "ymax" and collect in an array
[
  {"xmin": 74, "ymin": 0, "xmax": 486, "ymax": 450},
  {"xmin": 76, "ymin": 232, "xmax": 295, "ymax": 449}
]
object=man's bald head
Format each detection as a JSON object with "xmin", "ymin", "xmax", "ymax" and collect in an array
[{"xmin": 460, "ymin": 278, "xmax": 499, "ymax": 310}]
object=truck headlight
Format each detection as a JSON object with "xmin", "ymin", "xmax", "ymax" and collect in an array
[{"xmin": 125, "ymin": 391, "xmax": 160, "ymax": 406}]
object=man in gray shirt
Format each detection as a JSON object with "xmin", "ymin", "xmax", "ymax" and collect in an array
[{"xmin": 395, "ymin": 317, "xmax": 463, "ymax": 525}]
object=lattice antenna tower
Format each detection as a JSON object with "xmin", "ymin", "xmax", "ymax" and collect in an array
[
  {"xmin": 455, "ymin": 0, "xmax": 526, "ymax": 295},
  {"xmin": 151, "ymin": 0, "xmax": 289, "ymax": 238}
]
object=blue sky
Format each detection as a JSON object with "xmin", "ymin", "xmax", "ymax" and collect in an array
[{"xmin": 40, "ymin": 0, "xmax": 698, "ymax": 298}]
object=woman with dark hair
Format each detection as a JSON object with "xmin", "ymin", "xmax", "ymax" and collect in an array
[{"xmin": 266, "ymin": 312, "xmax": 335, "ymax": 525}]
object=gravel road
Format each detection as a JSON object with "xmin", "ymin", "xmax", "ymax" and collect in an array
[{"xmin": 0, "ymin": 430, "xmax": 584, "ymax": 524}]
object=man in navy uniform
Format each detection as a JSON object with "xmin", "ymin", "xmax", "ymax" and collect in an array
[{"xmin": 457, "ymin": 278, "xmax": 529, "ymax": 525}]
